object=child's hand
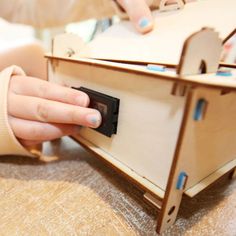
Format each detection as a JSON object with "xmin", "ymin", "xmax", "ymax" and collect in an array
[
  {"xmin": 116, "ymin": 0, "xmax": 179, "ymax": 34},
  {"xmin": 8, "ymin": 75, "xmax": 102, "ymax": 147},
  {"xmin": 116, "ymin": 0, "xmax": 154, "ymax": 34}
]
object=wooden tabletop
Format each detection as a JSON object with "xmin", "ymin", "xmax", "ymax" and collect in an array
[{"xmin": 0, "ymin": 137, "xmax": 235, "ymax": 235}]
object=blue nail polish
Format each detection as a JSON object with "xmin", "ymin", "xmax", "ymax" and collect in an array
[
  {"xmin": 139, "ymin": 18, "xmax": 150, "ymax": 28},
  {"xmin": 86, "ymin": 113, "xmax": 101, "ymax": 127},
  {"xmin": 90, "ymin": 117, "xmax": 98, "ymax": 124}
]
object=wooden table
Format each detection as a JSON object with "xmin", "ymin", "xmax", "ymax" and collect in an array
[{"xmin": 0, "ymin": 137, "xmax": 235, "ymax": 235}]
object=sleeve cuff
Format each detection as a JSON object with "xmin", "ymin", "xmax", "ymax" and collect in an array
[{"xmin": 0, "ymin": 65, "xmax": 41, "ymax": 158}]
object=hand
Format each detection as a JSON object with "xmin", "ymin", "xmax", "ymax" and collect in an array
[
  {"xmin": 8, "ymin": 75, "xmax": 102, "ymax": 147},
  {"xmin": 116, "ymin": 0, "xmax": 154, "ymax": 34}
]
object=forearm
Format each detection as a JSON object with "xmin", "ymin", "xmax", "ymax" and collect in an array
[
  {"xmin": 0, "ymin": 0, "xmax": 115, "ymax": 28},
  {"xmin": 0, "ymin": 43, "xmax": 46, "ymax": 79}
]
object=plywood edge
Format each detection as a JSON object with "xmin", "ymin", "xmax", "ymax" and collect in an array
[
  {"xmin": 220, "ymin": 62, "xmax": 236, "ymax": 69},
  {"xmin": 156, "ymin": 89, "xmax": 194, "ymax": 233},
  {"xmin": 47, "ymin": 55, "xmax": 236, "ymax": 91},
  {"xmin": 70, "ymin": 135, "xmax": 165, "ymax": 200},
  {"xmin": 184, "ymin": 158, "xmax": 236, "ymax": 198},
  {"xmin": 223, "ymin": 28, "xmax": 236, "ymax": 44},
  {"xmin": 45, "ymin": 54, "xmax": 177, "ymax": 81}
]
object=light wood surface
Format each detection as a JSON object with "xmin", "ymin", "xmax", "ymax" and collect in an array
[
  {"xmin": 87, "ymin": 0, "xmax": 236, "ymax": 64},
  {"xmin": 47, "ymin": 54, "xmax": 236, "ymax": 90},
  {"xmin": 177, "ymin": 28, "xmax": 222, "ymax": 75},
  {"xmin": 178, "ymin": 87, "xmax": 236, "ymax": 190},
  {"xmin": 0, "ymin": 137, "xmax": 235, "ymax": 235},
  {"xmin": 47, "ymin": 52, "xmax": 236, "ymax": 232},
  {"xmin": 48, "ymin": 5, "xmax": 236, "ymax": 229},
  {"xmin": 49, "ymin": 58, "xmax": 186, "ymax": 192}
]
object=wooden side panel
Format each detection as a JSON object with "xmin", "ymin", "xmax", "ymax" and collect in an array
[
  {"xmin": 49, "ymin": 59, "xmax": 186, "ymax": 191},
  {"xmin": 157, "ymin": 86, "xmax": 236, "ymax": 232},
  {"xmin": 180, "ymin": 87, "xmax": 236, "ymax": 189}
]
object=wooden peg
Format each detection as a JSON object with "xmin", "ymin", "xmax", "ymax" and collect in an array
[{"xmin": 52, "ymin": 33, "xmax": 89, "ymax": 58}]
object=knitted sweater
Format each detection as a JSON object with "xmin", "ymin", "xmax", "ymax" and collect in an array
[
  {"xmin": 0, "ymin": 0, "xmax": 116, "ymax": 28},
  {"xmin": 0, "ymin": 66, "xmax": 37, "ymax": 157},
  {"xmin": 0, "ymin": 0, "xmax": 117, "ymax": 157}
]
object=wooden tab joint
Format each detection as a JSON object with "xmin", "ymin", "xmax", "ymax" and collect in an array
[
  {"xmin": 193, "ymin": 98, "xmax": 208, "ymax": 121},
  {"xmin": 176, "ymin": 171, "xmax": 188, "ymax": 190},
  {"xmin": 171, "ymin": 82, "xmax": 190, "ymax": 97}
]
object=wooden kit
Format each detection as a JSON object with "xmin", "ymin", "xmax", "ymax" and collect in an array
[{"xmin": 46, "ymin": 0, "xmax": 236, "ymax": 233}]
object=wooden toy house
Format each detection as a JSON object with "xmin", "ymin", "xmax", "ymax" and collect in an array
[{"xmin": 46, "ymin": 0, "xmax": 236, "ymax": 233}]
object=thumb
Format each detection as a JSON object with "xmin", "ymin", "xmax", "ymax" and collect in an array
[{"xmin": 116, "ymin": 0, "xmax": 154, "ymax": 34}]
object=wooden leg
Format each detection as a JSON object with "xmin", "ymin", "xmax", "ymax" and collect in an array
[
  {"xmin": 156, "ymin": 171, "xmax": 187, "ymax": 233},
  {"xmin": 156, "ymin": 91, "xmax": 192, "ymax": 233}
]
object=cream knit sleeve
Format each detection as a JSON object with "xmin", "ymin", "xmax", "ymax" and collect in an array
[
  {"xmin": 0, "ymin": 0, "xmax": 115, "ymax": 28},
  {"xmin": 0, "ymin": 66, "xmax": 39, "ymax": 157}
]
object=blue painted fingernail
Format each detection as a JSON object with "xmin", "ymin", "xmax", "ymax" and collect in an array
[
  {"xmin": 86, "ymin": 113, "xmax": 102, "ymax": 128},
  {"xmin": 139, "ymin": 17, "xmax": 150, "ymax": 28}
]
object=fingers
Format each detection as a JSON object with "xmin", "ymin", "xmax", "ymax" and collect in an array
[
  {"xmin": 9, "ymin": 75, "xmax": 89, "ymax": 107},
  {"xmin": 18, "ymin": 139, "xmax": 42, "ymax": 147},
  {"xmin": 117, "ymin": 0, "xmax": 154, "ymax": 34},
  {"xmin": 9, "ymin": 116, "xmax": 79, "ymax": 142},
  {"xmin": 8, "ymin": 93, "xmax": 102, "ymax": 128}
]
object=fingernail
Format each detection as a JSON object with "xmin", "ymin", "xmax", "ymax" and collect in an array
[
  {"xmin": 138, "ymin": 17, "xmax": 154, "ymax": 34},
  {"xmin": 138, "ymin": 17, "xmax": 151, "ymax": 28},
  {"xmin": 86, "ymin": 112, "xmax": 102, "ymax": 128}
]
